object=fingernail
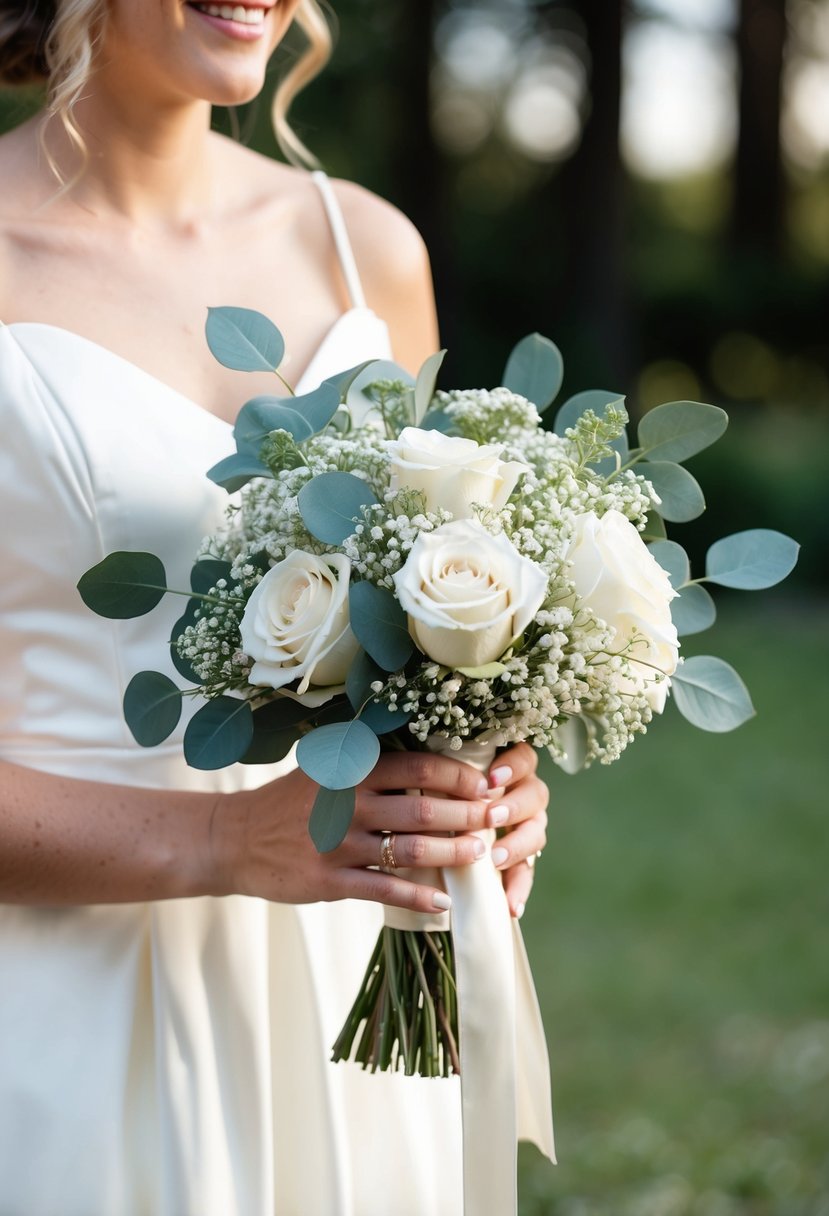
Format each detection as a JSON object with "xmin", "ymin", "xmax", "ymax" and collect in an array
[
  {"xmin": 487, "ymin": 804, "xmax": 509, "ymax": 828},
  {"xmin": 515, "ymin": 902, "xmax": 526, "ymax": 920},
  {"xmin": 433, "ymin": 892, "xmax": 452, "ymax": 911},
  {"xmin": 475, "ymin": 777, "xmax": 489, "ymax": 798},
  {"xmin": 472, "ymin": 838, "xmax": 486, "ymax": 859},
  {"xmin": 491, "ymin": 846, "xmax": 509, "ymax": 867},
  {"xmin": 489, "ymin": 766, "xmax": 512, "ymax": 788}
]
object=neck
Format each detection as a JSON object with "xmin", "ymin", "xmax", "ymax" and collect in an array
[{"xmin": 41, "ymin": 88, "xmax": 216, "ymax": 233}]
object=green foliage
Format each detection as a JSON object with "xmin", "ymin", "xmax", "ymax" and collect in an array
[
  {"xmin": 190, "ymin": 559, "xmax": 234, "ymax": 595},
  {"xmin": 638, "ymin": 400, "xmax": 728, "ymax": 463},
  {"xmin": 298, "ymin": 471, "xmax": 379, "ymax": 546},
  {"xmin": 296, "ymin": 719, "xmax": 380, "ymax": 790},
  {"xmin": 503, "ymin": 333, "xmax": 563, "ymax": 410},
  {"xmin": 705, "ymin": 529, "xmax": 800, "ymax": 590},
  {"xmin": 308, "ymin": 785, "xmax": 357, "ymax": 853},
  {"xmin": 348, "ymin": 580, "xmax": 414, "ymax": 671},
  {"xmin": 670, "ymin": 583, "xmax": 717, "ymax": 636},
  {"xmin": 647, "ymin": 540, "xmax": 690, "ymax": 590},
  {"xmin": 671, "ymin": 655, "xmax": 755, "ymax": 732},
  {"xmin": 234, "ymin": 383, "xmax": 340, "ymax": 449},
  {"xmin": 76, "ymin": 551, "xmax": 168, "ymax": 619},
  {"xmin": 183, "ymin": 696, "xmax": 254, "ymax": 769},
  {"xmin": 123, "ymin": 671, "xmax": 183, "ymax": 747},
  {"xmin": 645, "ymin": 461, "xmax": 706, "ymax": 522},
  {"xmin": 241, "ymin": 697, "xmax": 309, "ymax": 765},
  {"xmin": 207, "ymin": 451, "xmax": 272, "ymax": 492},
  {"xmin": 205, "ymin": 306, "xmax": 285, "ymax": 373},
  {"xmin": 414, "ymin": 349, "xmax": 447, "ymax": 423},
  {"xmin": 553, "ymin": 390, "xmax": 625, "ymax": 437}
]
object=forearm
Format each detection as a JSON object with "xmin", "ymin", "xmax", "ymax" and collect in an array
[{"xmin": 0, "ymin": 760, "xmax": 224, "ymax": 905}]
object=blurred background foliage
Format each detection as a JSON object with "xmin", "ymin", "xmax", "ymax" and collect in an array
[{"xmin": 2, "ymin": 3, "xmax": 827, "ymax": 1211}]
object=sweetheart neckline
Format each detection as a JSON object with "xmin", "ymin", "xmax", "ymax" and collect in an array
[{"xmin": 0, "ymin": 307, "xmax": 387, "ymax": 429}]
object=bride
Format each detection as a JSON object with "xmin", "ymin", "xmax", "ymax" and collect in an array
[{"xmin": 0, "ymin": 2, "xmax": 549, "ymax": 1212}]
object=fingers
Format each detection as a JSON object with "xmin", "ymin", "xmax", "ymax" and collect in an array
[
  {"xmin": 490, "ymin": 810, "xmax": 547, "ymax": 871},
  {"xmin": 487, "ymin": 741, "xmax": 538, "ymax": 793},
  {"xmin": 502, "ymin": 862, "xmax": 535, "ymax": 919},
  {"xmin": 364, "ymin": 752, "xmax": 490, "ymax": 801},
  {"xmin": 355, "ymin": 790, "xmax": 490, "ymax": 834},
  {"xmin": 483, "ymin": 774, "xmax": 549, "ymax": 830},
  {"xmin": 339, "ymin": 828, "xmax": 487, "ymax": 871},
  {"xmin": 334, "ymin": 867, "xmax": 454, "ymax": 916}
]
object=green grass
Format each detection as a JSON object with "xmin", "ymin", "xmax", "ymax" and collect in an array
[{"xmin": 518, "ymin": 601, "xmax": 829, "ymax": 1216}]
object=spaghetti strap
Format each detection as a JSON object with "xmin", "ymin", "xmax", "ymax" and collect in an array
[{"xmin": 311, "ymin": 170, "xmax": 367, "ymax": 310}]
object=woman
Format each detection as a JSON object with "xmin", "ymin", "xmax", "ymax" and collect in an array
[{"xmin": 0, "ymin": 2, "xmax": 549, "ymax": 1213}]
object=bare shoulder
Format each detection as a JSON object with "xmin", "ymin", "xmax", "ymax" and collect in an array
[{"xmin": 327, "ymin": 177, "xmax": 440, "ymax": 371}]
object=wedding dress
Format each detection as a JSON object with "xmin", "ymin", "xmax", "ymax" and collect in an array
[{"xmin": 0, "ymin": 172, "xmax": 463, "ymax": 1216}]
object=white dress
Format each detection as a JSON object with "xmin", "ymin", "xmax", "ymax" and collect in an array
[{"xmin": 0, "ymin": 174, "xmax": 463, "ymax": 1216}]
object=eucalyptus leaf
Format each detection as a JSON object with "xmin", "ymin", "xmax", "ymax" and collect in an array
[
  {"xmin": 206, "ymin": 307, "xmax": 285, "ymax": 373},
  {"xmin": 641, "ymin": 512, "xmax": 668, "ymax": 543},
  {"xmin": 705, "ymin": 529, "xmax": 800, "ymax": 590},
  {"xmin": 592, "ymin": 430, "xmax": 630, "ymax": 478},
  {"xmin": 206, "ymin": 450, "xmax": 272, "ymax": 493},
  {"xmin": 644, "ymin": 462, "xmax": 706, "ymax": 523},
  {"xmin": 234, "ymin": 382, "xmax": 341, "ymax": 449},
  {"xmin": 420, "ymin": 408, "xmax": 455, "ymax": 434},
  {"xmin": 414, "ymin": 350, "xmax": 447, "ymax": 424},
  {"xmin": 183, "ymin": 696, "xmax": 254, "ymax": 770},
  {"xmin": 358, "ymin": 700, "xmax": 413, "ymax": 736},
  {"xmin": 638, "ymin": 400, "xmax": 728, "ymax": 463},
  {"xmin": 323, "ymin": 360, "xmax": 380, "ymax": 399},
  {"xmin": 123, "ymin": 671, "xmax": 182, "ymax": 747},
  {"xmin": 298, "ymin": 472, "xmax": 379, "ymax": 546},
  {"xmin": 296, "ymin": 719, "xmax": 381, "ymax": 790},
  {"xmin": 503, "ymin": 333, "xmax": 563, "ymax": 410},
  {"xmin": 308, "ymin": 785, "xmax": 356, "ymax": 854},
  {"xmin": 190, "ymin": 559, "xmax": 234, "ymax": 595},
  {"xmin": 671, "ymin": 584, "xmax": 717, "ymax": 636},
  {"xmin": 648, "ymin": 540, "xmax": 690, "ymax": 590},
  {"xmin": 349, "ymin": 581, "xmax": 414, "ymax": 671},
  {"xmin": 671, "ymin": 657, "xmax": 755, "ymax": 732},
  {"xmin": 346, "ymin": 648, "xmax": 385, "ymax": 714},
  {"xmin": 346, "ymin": 359, "xmax": 416, "ymax": 418},
  {"xmin": 241, "ymin": 698, "xmax": 310, "ymax": 765},
  {"xmin": 77, "ymin": 552, "xmax": 167, "ymax": 619},
  {"xmin": 551, "ymin": 715, "xmax": 590, "ymax": 775},
  {"xmin": 553, "ymin": 390, "xmax": 625, "ymax": 437}
]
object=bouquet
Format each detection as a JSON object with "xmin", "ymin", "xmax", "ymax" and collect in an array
[{"xmin": 78, "ymin": 308, "xmax": 799, "ymax": 1084}]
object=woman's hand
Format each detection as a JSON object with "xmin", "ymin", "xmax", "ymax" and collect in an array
[
  {"xmin": 485, "ymin": 743, "xmax": 549, "ymax": 920},
  {"xmin": 213, "ymin": 751, "xmax": 495, "ymax": 914}
]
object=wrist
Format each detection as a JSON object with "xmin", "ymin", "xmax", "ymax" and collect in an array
[{"xmin": 200, "ymin": 789, "xmax": 249, "ymax": 898}]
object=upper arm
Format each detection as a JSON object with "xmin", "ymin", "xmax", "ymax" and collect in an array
[{"xmin": 330, "ymin": 180, "xmax": 440, "ymax": 375}]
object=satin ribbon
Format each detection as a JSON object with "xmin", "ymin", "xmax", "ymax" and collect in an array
[{"xmin": 384, "ymin": 738, "xmax": 556, "ymax": 1215}]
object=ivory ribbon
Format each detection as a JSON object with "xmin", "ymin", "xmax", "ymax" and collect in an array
[{"xmin": 384, "ymin": 738, "xmax": 556, "ymax": 1215}]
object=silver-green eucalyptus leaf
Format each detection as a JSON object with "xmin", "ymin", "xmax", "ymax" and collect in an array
[
  {"xmin": 206, "ymin": 307, "xmax": 285, "ymax": 373},
  {"xmin": 648, "ymin": 540, "xmax": 691, "ymax": 590},
  {"xmin": 705, "ymin": 530, "xmax": 800, "ymax": 590},
  {"xmin": 638, "ymin": 400, "xmax": 728, "ymax": 463},
  {"xmin": 671, "ymin": 656, "xmax": 755, "ymax": 732}
]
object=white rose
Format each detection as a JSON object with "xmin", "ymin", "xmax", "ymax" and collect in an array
[
  {"xmin": 239, "ymin": 551, "xmax": 359, "ymax": 704},
  {"xmin": 567, "ymin": 510, "xmax": 679, "ymax": 712},
  {"xmin": 393, "ymin": 519, "xmax": 548, "ymax": 668},
  {"xmin": 386, "ymin": 426, "xmax": 529, "ymax": 519}
]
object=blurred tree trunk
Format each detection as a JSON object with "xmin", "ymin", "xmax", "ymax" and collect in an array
[
  {"xmin": 732, "ymin": 0, "xmax": 787, "ymax": 257},
  {"xmin": 552, "ymin": 0, "xmax": 632, "ymax": 389}
]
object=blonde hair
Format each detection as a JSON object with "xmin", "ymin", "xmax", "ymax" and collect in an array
[{"xmin": 0, "ymin": 0, "xmax": 333, "ymax": 173}]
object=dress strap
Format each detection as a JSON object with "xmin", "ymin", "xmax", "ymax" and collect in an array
[{"xmin": 311, "ymin": 170, "xmax": 367, "ymax": 310}]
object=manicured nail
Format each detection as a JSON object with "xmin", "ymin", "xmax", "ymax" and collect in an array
[
  {"xmin": 475, "ymin": 776, "xmax": 489, "ymax": 798},
  {"xmin": 487, "ymin": 804, "xmax": 509, "ymax": 828},
  {"xmin": 491, "ymin": 846, "xmax": 509, "ymax": 867},
  {"xmin": 489, "ymin": 766, "xmax": 513, "ymax": 788},
  {"xmin": 472, "ymin": 838, "xmax": 486, "ymax": 859},
  {"xmin": 433, "ymin": 892, "xmax": 452, "ymax": 910},
  {"xmin": 515, "ymin": 902, "xmax": 526, "ymax": 920}
]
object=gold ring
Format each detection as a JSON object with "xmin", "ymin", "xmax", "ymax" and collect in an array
[{"xmin": 380, "ymin": 831, "xmax": 398, "ymax": 871}]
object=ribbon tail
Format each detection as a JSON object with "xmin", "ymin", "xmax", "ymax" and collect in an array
[{"xmin": 513, "ymin": 921, "xmax": 556, "ymax": 1163}]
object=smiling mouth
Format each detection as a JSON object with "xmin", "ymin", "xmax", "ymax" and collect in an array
[{"xmin": 187, "ymin": 4, "xmax": 270, "ymax": 26}]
